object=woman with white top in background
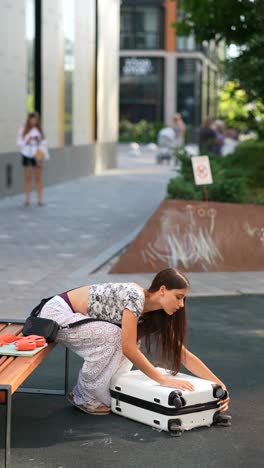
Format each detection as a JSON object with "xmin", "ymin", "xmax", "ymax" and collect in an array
[{"xmin": 17, "ymin": 112, "xmax": 46, "ymax": 206}]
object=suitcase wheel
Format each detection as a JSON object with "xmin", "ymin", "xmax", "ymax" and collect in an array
[
  {"xmin": 169, "ymin": 428, "xmax": 183, "ymax": 437},
  {"xmin": 213, "ymin": 412, "xmax": 232, "ymax": 427},
  {"xmin": 168, "ymin": 391, "xmax": 183, "ymax": 408},
  {"xmin": 168, "ymin": 419, "xmax": 183, "ymax": 436}
]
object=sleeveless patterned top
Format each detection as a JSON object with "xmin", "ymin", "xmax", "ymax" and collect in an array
[{"xmin": 87, "ymin": 283, "xmax": 145, "ymax": 324}]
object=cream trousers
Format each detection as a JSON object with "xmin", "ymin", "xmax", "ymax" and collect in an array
[{"xmin": 39, "ymin": 296, "xmax": 132, "ymax": 407}]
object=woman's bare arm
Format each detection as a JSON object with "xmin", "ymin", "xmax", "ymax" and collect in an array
[
  {"xmin": 181, "ymin": 346, "xmax": 230, "ymax": 411},
  {"xmin": 181, "ymin": 346, "xmax": 224, "ymax": 386}
]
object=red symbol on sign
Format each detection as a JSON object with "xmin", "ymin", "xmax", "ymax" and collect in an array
[{"xmin": 197, "ymin": 164, "xmax": 208, "ymax": 179}]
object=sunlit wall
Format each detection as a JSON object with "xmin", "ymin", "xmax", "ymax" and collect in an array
[{"xmin": 0, "ymin": 0, "xmax": 120, "ymax": 197}]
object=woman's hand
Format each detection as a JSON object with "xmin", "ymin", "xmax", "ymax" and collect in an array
[
  {"xmin": 159, "ymin": 377, "xmax": 195, "ymax": 391},
  {"xmin": 213, "ymin": 380, "xmax": 230, "ymax": 412},
  {"xmin": 217, "ymin": 382, "xmax": 230, "ymax": 412},
  {"xmin": 217, "ymin": 394, "xmax": 230, "ymax": 412}
]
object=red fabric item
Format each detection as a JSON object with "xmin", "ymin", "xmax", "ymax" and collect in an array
[
  {"xmin": 0, "ymin": 334, "xmax": 19, "ymax": 346},
  {"xmin": 16, "ymin": 338, "xmax": 36, "ymax": 351},
  {"xmin": 15, "ymin": 335, "xmax": 46, "ymax": 351}
]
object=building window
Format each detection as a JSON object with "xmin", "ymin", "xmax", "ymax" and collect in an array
[
  {"xmin": 26, "ymin": 0, "xmax": 35, "ymax": 112},
  {"xmin": 120, "ymin": 57, "xmax": 164, "ymax": 122},
  {"xmin": 177, "ymin": 35, "xmax": 197, "ymax": 52},
  {"xmin": 176, "ymin": 1, "xmax": 202, "ymax": 52},
  {"xmin": 177, "ymin": 58, "xmax": 202, "ymax": 128},
  {"xmin": 63, "ymin": 0, "xmax": 75, "ymax": 145},
  {"xmin": 121, "ymin": 6, "xmax": 164, "ymax": 49}
]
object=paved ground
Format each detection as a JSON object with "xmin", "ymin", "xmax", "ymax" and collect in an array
[
  {"xmin": 1, "ymin": 294, "xmax": 263, "ymax": 468},
  {"xmin": 0, "ymin": 144, "xmax": 263, "ymax": 320},
  {"xmin": 0, "ymin": 146, "xmax": 174, "ymax": 318},
  {"xmin": 0, "ymin": 145, "xmax": 264, "ymax": 467}
]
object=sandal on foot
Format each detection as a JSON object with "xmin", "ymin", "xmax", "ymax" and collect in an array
[{"xmin": 68, "ymin": 392, "xmax": 111, "ymax": 415}]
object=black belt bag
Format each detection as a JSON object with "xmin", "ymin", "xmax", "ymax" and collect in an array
[{"xmin": 22, "ymin": 296, "xmax": 121, "ymax": 343}]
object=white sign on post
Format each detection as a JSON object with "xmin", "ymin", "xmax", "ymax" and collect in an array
[{"xmin": 191, "ymin": 156, "xmax": 213, "ymax": 185}]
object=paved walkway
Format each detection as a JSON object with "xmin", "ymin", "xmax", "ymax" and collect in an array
[
  {"xmin": 0, "ymin": 145, "xmax": 263, "ymax": 467},
  {"xmin": 0, "ymin": 144, "xmax": 263, "ymax": 320},
  {"xmin": 1, "ymin": 294, "xmax": 264, "ymax": 468}
]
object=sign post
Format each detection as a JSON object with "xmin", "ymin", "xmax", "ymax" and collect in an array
[{"xmin": 191, "ymin": 156, "xmax": 213, "ymax": 201}]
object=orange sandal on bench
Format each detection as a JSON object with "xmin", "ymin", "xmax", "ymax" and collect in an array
[
  {"xmin": 15, "ymin": 335, "xmax": 46, "ymax": 351},
  {"xmin": 24, "ymin": 335, "xmax": 46, "ymax": 347},
  {"xmin": 0, "ymin": 334, "xmax": 19, "ymax": 346},
  {"xmin": 16, "ymin": 338, "xmax": 36, "ymax": 351}
]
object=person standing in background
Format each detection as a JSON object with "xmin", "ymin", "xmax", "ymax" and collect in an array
[
  {"xmin": 172, "ymin": 113, "xmax": 186, "ymax": 149},
  {"xmin": 199, "ymin": 118, "xmax": 216, "ymax": 155},
  {"xmin": 17, "ymin": 112, "xmax": 47, "ymax": 207},
  {"xmin": 213, "ymin": 120, "xmax": 225, "ymax": 155}
]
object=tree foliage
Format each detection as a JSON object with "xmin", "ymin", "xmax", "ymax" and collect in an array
[
  {"xmin": 218, "ymin": 81, "xmax": 264, "ymax": 135},
  {"xmin": 227, "ymin": 34, "xmax": 264, "ymax": 99},
  {"xmin": 175, "ymin": 0, "xmax": 264, "ymax": 45},
  {"xmin": 174, "ymin": 0, "xmax": 264, "ymax": 100}
]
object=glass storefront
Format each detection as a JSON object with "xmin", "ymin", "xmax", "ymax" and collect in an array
[
  {"xmin": 120, "ymin": 5, "xmax": 164, "ymax": 49},
  {"xmin": 120, "ymin": 57, "xmax": 164, "ymax": 122},
  {"xmin": 177, "ymin": 58, "xmax": 202, "ymax": 128},
  {"xmin": 26, "ymin": 0, "xmax": 35, "ymax": 113},
  {"xmin": 63, "ymin": 0, "xmax": 75, "ymax": 145}
]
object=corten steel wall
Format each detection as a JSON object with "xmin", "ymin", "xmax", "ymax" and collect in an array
[
  {"xmin": 0, "ymin": 0, "xmax": 119, "ymax": 199},
  {"xmin": 111, "ymin": 200, "xmax": 264, "ymax": 273}
]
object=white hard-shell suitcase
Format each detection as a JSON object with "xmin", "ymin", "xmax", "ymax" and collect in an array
[{"xmin": 110, "ymin": 368, "xmax": 231, "ymax": 436}]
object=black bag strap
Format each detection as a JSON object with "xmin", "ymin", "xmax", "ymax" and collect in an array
[
  {"xmin": 61, "ymin": 318, "xmax": 121, "ymax": 329},
  {"xmin": 31, "ymin": 297, "xmax": 54, "ymax": 317},
  {"xmin": 30, "ymin": 286, "xmax": 83, "ymax": 317},
  {"xmin": 30, "ymin": 293, "xmax": 121, "ymax": 329}
]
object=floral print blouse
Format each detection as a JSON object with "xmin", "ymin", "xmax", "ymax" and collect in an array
[{"xmin": 87, "ymin": 283, "xmax": 145, "ymax": 324}]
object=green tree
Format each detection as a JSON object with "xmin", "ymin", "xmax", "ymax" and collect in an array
[
  {"xmin": 218, "ymin": 81, "xmax": 264, "ymax": 136},
  {"xmin": 174, "ymin": 0, "xmax": 264, "ymax": 100},
  {"xmin": 227, "ymin": 34, "xmax": 264, "ymax": 100},
  {"xmin": 174, "ymin": 0, "xmax": 263, "ymax": 46}
]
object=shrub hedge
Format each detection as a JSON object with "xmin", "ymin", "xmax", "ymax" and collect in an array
[
  {"xmin": 167, "ymin": 140, "xmax": 264, "ymax": 204},
  {"xmin": 119, "ymin": 119, "xmax": 163, "ymax": 144}
]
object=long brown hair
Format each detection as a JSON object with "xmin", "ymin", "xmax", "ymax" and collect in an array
[
  {"xmin": 22, "ymin": 112, "xmax": 44, "ymax": 138},
  {"xmin": 137, "ymin": 268, "xmax": 190, "ymax": 374}
]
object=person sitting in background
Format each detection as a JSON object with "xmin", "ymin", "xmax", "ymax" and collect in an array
[{"xmin": 17, "ymin": 112, "xmax": 47, "ymax": 207}]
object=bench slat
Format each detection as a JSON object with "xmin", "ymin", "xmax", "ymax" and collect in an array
[
  {"xmin": 0, "ymin": 343, "xmax": 55, "ymax": 402},
  {"xmin": 0, "ymin": 355, "xmax": 9, "ymax": 365},
  {"xmin": 0, "ymin": 356, "xmax": 15, "ymax": 373},
  {"xmin": 0, "ymin": 324, "xmax": 24, "ymax": 336}
]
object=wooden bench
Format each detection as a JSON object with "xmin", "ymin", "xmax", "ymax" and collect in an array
[{"xmin": 0, "ymin": 320, "xmax": 69, "ymax": 468}]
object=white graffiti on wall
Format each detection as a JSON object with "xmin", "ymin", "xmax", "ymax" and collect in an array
[
  {"xmin": 141, "ymin": 204, "xmax": 223, "ymax": 271},
  {"xmin": 244, "ymin": 223, "xmax": 264, "ymax": 244}
]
